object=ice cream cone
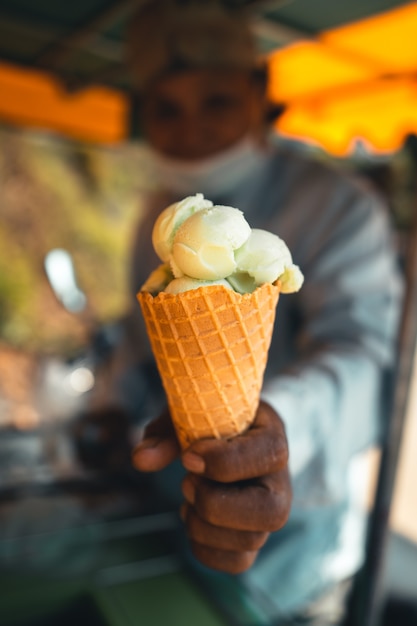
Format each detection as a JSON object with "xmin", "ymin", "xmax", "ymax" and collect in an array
[{"xmin": 137, "ymin": 281, "xmax": 280, "ymax": 449}]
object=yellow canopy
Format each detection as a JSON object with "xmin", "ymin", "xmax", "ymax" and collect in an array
[{"xmin": 270, "ymin": 2, "xmax": 417, "ymax": 155}]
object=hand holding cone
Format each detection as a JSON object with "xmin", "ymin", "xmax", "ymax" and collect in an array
[
  {"xmin": 137, "ymin": 281, "xmax": 280, "ymax": 448},
  {"xmin": 137, "ymin": 194, "xmax": 302, "ymax": 449}
]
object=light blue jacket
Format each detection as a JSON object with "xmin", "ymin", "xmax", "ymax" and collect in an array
[{"xmin": 107, "ymin": 142, "xmax": 403, "ymax": 621}]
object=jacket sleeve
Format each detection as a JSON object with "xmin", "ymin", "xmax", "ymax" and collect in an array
[{"xmin": 261, "ymin": 174, "xmax": 403, "ymax": 500}]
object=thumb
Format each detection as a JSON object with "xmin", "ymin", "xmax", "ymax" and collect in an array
[{"xmin": 132, "ymin": 409, "xmax": 180, "ymax": 472}]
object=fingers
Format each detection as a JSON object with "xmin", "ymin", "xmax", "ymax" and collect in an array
[
  {"xmin": 181, "ymin": 503, "xmax": 268, "ymax": 552},
  {"xmin": 133, "ymin": 437, "xmax": 179, "ymax": 471},
  {"xmin": 183, "ymin": 401, "xmax": 289, "ymax": 482},
  {"xmin": 132, "ymin": 409, "xmax": 180, "ymax": 472},
  {"xmin": 182, "ymin": 469, "xmax": 292, "ymax": 533},
  {"xmin": 180, "ymin": 467, "xmax": 291, "ymax": 573},
  {"xmin": 132, "ymin": 402, "xmax": 292, "ymax": 576}
]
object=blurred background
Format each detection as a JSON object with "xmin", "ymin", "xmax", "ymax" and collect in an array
[
  {"xmin": 0, "ymin": 126, "xmax": 150, "ymax": 427},
  {"xmin": 0, "ymin": 1, "xmax": 417, "ymax": 625}
]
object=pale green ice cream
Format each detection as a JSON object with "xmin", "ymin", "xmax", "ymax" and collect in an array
[
  {"xmin": 143, "ymin": 194, "xmax": 304, "ymax": 295},
  {"xmin": 234, "ymin": 229, "xmax": 292, "ymax": 284},
  {"xmin": 141, "ymin": 263, "xmax": 173, "ymax": 294},
  {"xmin": 279, "ymin": 264, "xmax": 305, "ymax": 294},
  {"xmin": 152, "ymin": 193, "xmax": 212, "ymax": 262},
  {"xmin": 228, "ymin": 228, "xmax": 303, "ymax": 294},
  {"xmin": 171, "ymin": 206, "xmax": 251, "ymax": 280}
]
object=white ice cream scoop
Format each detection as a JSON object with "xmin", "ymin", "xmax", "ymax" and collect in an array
[
  {"xmin": 141, "ymin": 263, "xmax": 173, "ymax": 294},
  {"xmin": 171, "ymin": 205, "xmax": 251, "ymax": 280},
  {"xmin": 279, "ymin": 264, "xmax": 304, "ymax": 293},
  {"xmin": 143, "ymin": 196, "xmax": 304, "ymax": 296},
  {"xmin": 152, "ymin": 193, "xmax": 212, "ymax": 262},
  {"xmin": 234, "ymin": 228, "xmax": 292, "ymax": 285}
]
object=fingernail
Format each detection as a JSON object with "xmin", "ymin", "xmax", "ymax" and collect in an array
[
  {"xmin": 182, "ymin": 452, "xmax": 205, "ymax": 474},
  {"xmin": 182, "ymin": 478, "xmax": 196, "ymax": 505},
  {"xmin": 134, "ymin": 437, "xmax": 161, "ymax": 453}
]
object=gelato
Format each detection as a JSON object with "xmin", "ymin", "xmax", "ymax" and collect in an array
[
  {"xmin": 145, "ymin": 193, "xmax": 303, "ymax": 295},
  {"xmin": 172, "ymin": 206, "xmax": 251, "ymax": 280},
  {"xmin": 137, "ymin": 194, "xmax": 303, "ymax": 449},
  {"xmin": 152, "ymin": 193, "xmax": 212, "ymax": 263}
]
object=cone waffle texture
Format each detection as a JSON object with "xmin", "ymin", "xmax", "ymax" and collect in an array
[{"xmin": 137, "ymin": 282, "xmax": 280, "ymax": 449}]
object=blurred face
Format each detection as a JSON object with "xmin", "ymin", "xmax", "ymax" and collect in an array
[{"xmin": 140, "ymin": 69, "xmax": 266, "ymax": 160}]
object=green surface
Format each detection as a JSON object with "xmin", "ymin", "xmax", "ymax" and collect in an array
[
  {"xmin": 0, "ymin": 520, "xmax": 177, "ymax": 625},
  {"xmin": 0, "ymin": 575, "xmax": 92, "ymax": 625},
  {"xmin": 0, "ymin": 521, "xmax": 230, "ymax": 626},
  {"xmin": 0, "ymin": 508, "xmax": 274, "ymax": 626},
  {"xmin": 95, "ymin": 574, "xmax": 229, "ymax": 626},
  {"xmin": 0, "ymin": 570, "xmax": 230, "ymax": 626}
]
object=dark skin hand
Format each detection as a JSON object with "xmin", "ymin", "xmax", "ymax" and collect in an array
[{"xmin": 133, "ymin": 401, "xmax": 292, "ymax": 574}]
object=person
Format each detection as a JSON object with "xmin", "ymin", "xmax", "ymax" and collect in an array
[{"xmin": 85, "ymin": 1, "xmax": 403, "ymax": 623}]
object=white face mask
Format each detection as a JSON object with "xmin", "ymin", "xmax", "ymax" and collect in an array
[{"xmin": 147, "ymin": 135, "xmax": 269, "ymax": 199}]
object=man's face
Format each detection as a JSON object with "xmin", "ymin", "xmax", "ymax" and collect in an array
[{"xmin": 140, "ymin": 69, "xmax": 266, "ymax": 160}]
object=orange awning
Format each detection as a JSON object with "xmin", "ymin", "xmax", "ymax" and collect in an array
[
  {"xmin": 0, "ymin": 61, "xmax": 127, "ymax": 144},
  {"xmin": 269, "ymin": 2, "xmax": 417, "ymax": 155}
]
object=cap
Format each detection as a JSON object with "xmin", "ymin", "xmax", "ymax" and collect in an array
[{"xmin": 127, "ymin": 0, "xmax": 260, "ymax": 91}]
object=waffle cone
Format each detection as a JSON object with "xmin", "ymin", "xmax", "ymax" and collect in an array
[{"xmin": 137, "ymin": 282, "xmax": 280, "ymax": 449}]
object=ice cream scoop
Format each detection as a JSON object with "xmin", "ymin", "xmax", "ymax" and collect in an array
[
  {"xmin": 141, "ymin": 263, "xmax": 173, "ymax": 294},
  {"xmin": 152, "ymin": 193, "xmax": 212, "ymax": 262},
  {"xmin": 234, "ymin": 229, "xmax": 291, "ymax": 284},
  {"xmin": 145, "ymin": 194, "xmax": 303, "ymax": 295},
  {"xmin": 279, "ymin": 264, "xmax": 304, "ymax": 293},
  {"xmin": 171, "ymin": 205, "xmax": 251, "ymax": 280},
  {"xmin": 226, "ymin": 228, "xmax": 303, "ymax": 294}
]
